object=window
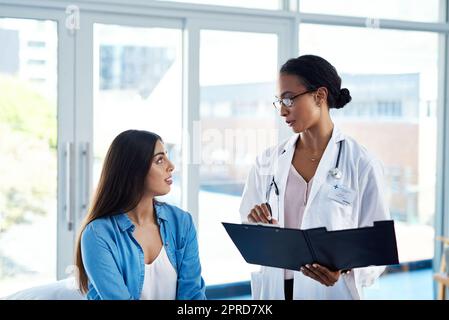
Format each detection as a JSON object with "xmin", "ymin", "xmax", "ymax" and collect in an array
[
  {"xmin": 93, "ymin": 24, "xmax": 183, "ymax": 207},
  {"xmin": 300, "ymin": 0, "xmax": 441, "ymax": 23},
  {"xmin": 0, "ymin": 18, "xmax": 57, "ymax": 297},
  {"xmin": 198, "ymin": 30, "xmax": 278, "ymax": 284},
  {"xmin": 162, "ymin": 0, "xmax": 281, "ymax": 10}
]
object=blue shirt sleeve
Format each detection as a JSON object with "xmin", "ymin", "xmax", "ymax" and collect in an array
[
  {"xmin": 81, "ymin": 223, "xmax": 134, "ymax": 300},
  {"xmin": 176, "ymin": 213, "xmax": 207, "ymax": 300}
]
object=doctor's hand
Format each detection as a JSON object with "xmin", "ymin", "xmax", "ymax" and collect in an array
[
  {"xmin": 247, "ymin": 204, "xmax": 278, "ymax": 224},
  {"xmin": 300, "ymin": 264, "xmax": 350, "ymax": 287}
]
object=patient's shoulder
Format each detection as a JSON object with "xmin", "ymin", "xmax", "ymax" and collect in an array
[{"xmin": 82, "ymin": 215, "xmax": 120, "ymax": 242}]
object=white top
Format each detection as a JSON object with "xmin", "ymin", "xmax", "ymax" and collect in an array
[
  {"xmin": 284, "ymin": 164, "xmax": 313, "ymax": 280},
  {"xmin": 140, "ymin": 246, "xmax": 177, "ymax": 300}
]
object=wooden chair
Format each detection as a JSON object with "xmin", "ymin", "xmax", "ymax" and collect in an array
[{"xmin": 433, "ymin": 236, "xmax": 449, "ymax": 300}]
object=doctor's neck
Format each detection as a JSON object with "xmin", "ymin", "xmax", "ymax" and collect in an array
[{"xmin": 299, "ymin": 117, "xmax": 334, "ymax": 153}]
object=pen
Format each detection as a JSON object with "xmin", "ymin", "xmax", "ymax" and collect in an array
[{"xmin": 265, "ymin": 202, "xmax": 273, "ymax": 224}]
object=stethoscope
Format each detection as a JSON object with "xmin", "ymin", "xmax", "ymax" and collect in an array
[
  {"xmin": 265, "ymin": 140, "xmax": 344, "ymax": 223},
  {"xmin": 329, "ymin": 140, "xmax": 344, "ymax": 180}
]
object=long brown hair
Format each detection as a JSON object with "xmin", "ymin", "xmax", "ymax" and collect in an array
[{"xmin": 74, "ymin": 129, "xmax": 161, "ymax": 294}]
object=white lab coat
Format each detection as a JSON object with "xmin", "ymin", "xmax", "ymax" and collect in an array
[{"xmin": 239, "ymin": 125, "xmax": 389, "ymax": 300}]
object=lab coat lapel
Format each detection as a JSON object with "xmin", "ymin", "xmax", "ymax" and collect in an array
[
  {"xmin": 304, "ymin": 126, "xmax": 343, "ymax": 215},
  {"xmin": 273, "ymin": 134, "xmax": 298, "ymax": 228}
]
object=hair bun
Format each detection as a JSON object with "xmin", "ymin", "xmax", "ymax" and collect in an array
[{"xmin": 335, "ymin": 88, "xmax": 351, "ymax": 109}]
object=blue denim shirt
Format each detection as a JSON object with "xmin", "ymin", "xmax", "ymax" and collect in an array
[{"xmin": 81, "ymin": 202, "xmax": 206, "ymax": 300}]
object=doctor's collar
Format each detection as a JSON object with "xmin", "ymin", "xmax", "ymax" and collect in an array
[{"xmin": 281, "ymin": 125, "xmax": 345, "ymax": 154}]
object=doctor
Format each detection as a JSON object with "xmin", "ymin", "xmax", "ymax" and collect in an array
[{"xmin": 239, "ymin": 55, "xmax": 389, "ymax": 300}]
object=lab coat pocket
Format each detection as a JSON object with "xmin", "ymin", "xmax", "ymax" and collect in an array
[
  {"xmin": 329, "ymin": 200, "xmax": 355, "ymax": 228},
  {"xmin": 321, "ymin": 184, "xmax": 356, "ymax": 228}
]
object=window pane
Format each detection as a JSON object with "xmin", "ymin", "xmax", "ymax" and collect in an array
[
  {"xmin": 300, "ymin": 0, "xmax": 441, "ymax": 23},
  {"xmin": 93, "ymin": 24, "xmax": 183, "ymax": 206},
  {"xmin": 299, "ymin": 24, "xmax": 438, "ymax": 264},
  {"xmin": 162, "ymin": 0, "xmax": 281, "ymax": 10},
  {"xmin": 0, "ymin": 18, "xmax": 57, "ymax": 297},
  {"xmin": 199, "ymin": 30, "xmax": 278, "ymax": 285}
]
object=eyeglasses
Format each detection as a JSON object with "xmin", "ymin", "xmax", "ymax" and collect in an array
[{"xmin": 272, "ymin": 89, "xmax": 316, "ymax": 110}]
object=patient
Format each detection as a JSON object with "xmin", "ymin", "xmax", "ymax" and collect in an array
[{"xmin": 74, "ymin": 129, "xmax": 206, "ymax": 300}]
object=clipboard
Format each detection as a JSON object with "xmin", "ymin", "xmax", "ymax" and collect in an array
[{"xmin": 222, "ymin": 220, "xmax": 399, "ymax": 271}]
